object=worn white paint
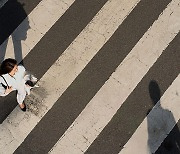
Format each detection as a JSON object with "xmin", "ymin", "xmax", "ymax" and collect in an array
[
  {"xmin": 0, "ymin": 0, "xmax": 138, "ymax": 153},
  {"xmin": 0, "ymin": 0, "xmax": 76, "ymax": 153},
  {"xmin": 0, "ymin": 0, "xmax": 75, "ymax": 63},
  {"xmin": 120, "ymin": 74, "xmax": 180, "ymax": 154},
  {"xmin": 48, "ymin": 0, "xmax": 180, "ymax": 153}
]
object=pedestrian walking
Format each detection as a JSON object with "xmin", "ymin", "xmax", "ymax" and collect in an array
[{"xmin": 0, "ymin": 58, "xmax": 37, "ymax": 111}]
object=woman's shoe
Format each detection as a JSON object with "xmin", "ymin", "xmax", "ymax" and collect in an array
[
  {"xmin": 25, "ymin": 80, "xmax": 34, "ymax": 87},
  {"xmin": 20, "ymin": 103, "xmax": 26, "ymax": 112}
]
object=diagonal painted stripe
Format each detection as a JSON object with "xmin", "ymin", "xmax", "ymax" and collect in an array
[
  {"xmin": 0, "ymin": 0, "xmax": 129, "ymax": 153},
  {"xmin": 14, "ymin": 0, "xmax": 175, "ymax": 153},
  {"xmin": 0, "ymin": 0, "xmax": 75, "ymax": 63},
  {"xmin": 48, "ymin": 1, "xmax": 180, "ymax": 153},
  {"xmin": 86, "ymin": 33, "xmax": 180, "ymax": 154},
  {"xmin": 9, "ymin": 0, "xmax": 108, "ymax": 79},
  {"xmin": 86, "ymin": 18, "xmax": 180, "ymax": 154},
  {"xmin": 0, "ymin": 0, "xmax": 42, "ymax": 46},
  {"xmin": 0, "ymin": 0, "xmax": 76, "ymax": 123},
  {"xmin": 0, "ymin": 0, "xmax": 77, "ymax": 152},
  {"xmin": 119, "ymin": 74, "xmax": 180, "ymax": 154},
  {"xmin": 13, "ymin": 0, "xmax": 141, "ymax": 153},
  {"xmin": 0, "ymin": 0, "xmax": 109, "ymax": 122},
  {"xmin": 86, "ymin": 8, "xmax": 180, "ymax": 154}
]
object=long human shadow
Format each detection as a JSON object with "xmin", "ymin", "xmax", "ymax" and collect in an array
[
  {"xmin": 147, "ymin": 80, "xmax": 180, "ymax": 154},
  {"xmin": 0, "ymin": 0, "xmax": 30, "ymax": 64},
  {"xmin": 0, "ymin": 0, "xmax": 30, "ymax": 123}
]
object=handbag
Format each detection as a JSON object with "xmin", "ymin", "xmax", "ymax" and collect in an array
[{"xmin": 0, "ymin": 75, "xmax": 9, "ymax": 89}]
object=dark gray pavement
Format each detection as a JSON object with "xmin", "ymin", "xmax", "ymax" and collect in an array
[{"xmin": 0, "ymin": 0, "xmax": 179, "ymax": 153}]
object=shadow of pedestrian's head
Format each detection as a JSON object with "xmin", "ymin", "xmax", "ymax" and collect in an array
[
  {"xmin": 146, "ymin": 80, "xmax": 161, "ymax": 115},
  {"xmin": 149, "ymin": 80, "xmax": 161, "ymax": 105}
]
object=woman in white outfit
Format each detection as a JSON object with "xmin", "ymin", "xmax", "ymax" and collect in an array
[{"xmin": 0, "ymin": 58, "xmax": 36, "ymax": 111}]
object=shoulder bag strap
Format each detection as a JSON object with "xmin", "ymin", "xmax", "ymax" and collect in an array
[{"xmin": 0, "ymin": 75, "xmax": 9, "ymax": 87}]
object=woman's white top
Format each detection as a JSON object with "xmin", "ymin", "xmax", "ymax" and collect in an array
[{"xmin": 0, "ymin": 65, "xmax": 26, "ymax": 96}]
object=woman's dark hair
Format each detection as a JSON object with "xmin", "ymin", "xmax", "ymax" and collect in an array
[{"xmin": 0, "ymin": 58, "xmax": 17, "ymax": 75}]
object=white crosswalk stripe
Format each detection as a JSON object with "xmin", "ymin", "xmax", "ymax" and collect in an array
[
  {"xmin": 49, "ymin": 0, "xmax": 180, "ymax": 153},
  {"xmin": 120, "ymin": 74, "xmax": 180, "ymax": 154},
  {"xmin": 1, "ymin": 0, "xmax": 127, "ymax": 152},
  {"xmin": 0, "ymin": 0, "xmax": 179, "ymax": 153},
  {"xmin": 0, "ymin": 0, "xmax": 75, "ymax": 63}
]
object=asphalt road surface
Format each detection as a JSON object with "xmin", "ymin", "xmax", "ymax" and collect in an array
[{"xmin": 0, "ymin": 0, "xmax": 180, "ymax": 153}]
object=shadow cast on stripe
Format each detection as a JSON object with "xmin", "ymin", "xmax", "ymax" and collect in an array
[
  {"xmin": 147, "ymin": 80, "xmax": 180, "ymax": 154},
  {"xmin": 0, "ymin": 0, "xmax": 30, "ymax": 123},
  {"xmin": 0, "ymin": 0, "xmax": 30, "ymax": 64}
]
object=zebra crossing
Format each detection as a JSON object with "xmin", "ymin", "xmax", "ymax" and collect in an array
[
  {"xmin": 0, "ymin": 0, "xmax": 179, "ymax": 153},
  {"xmin": 49, "ymin": 1, "xmax": 180, "ymax": 153}
]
